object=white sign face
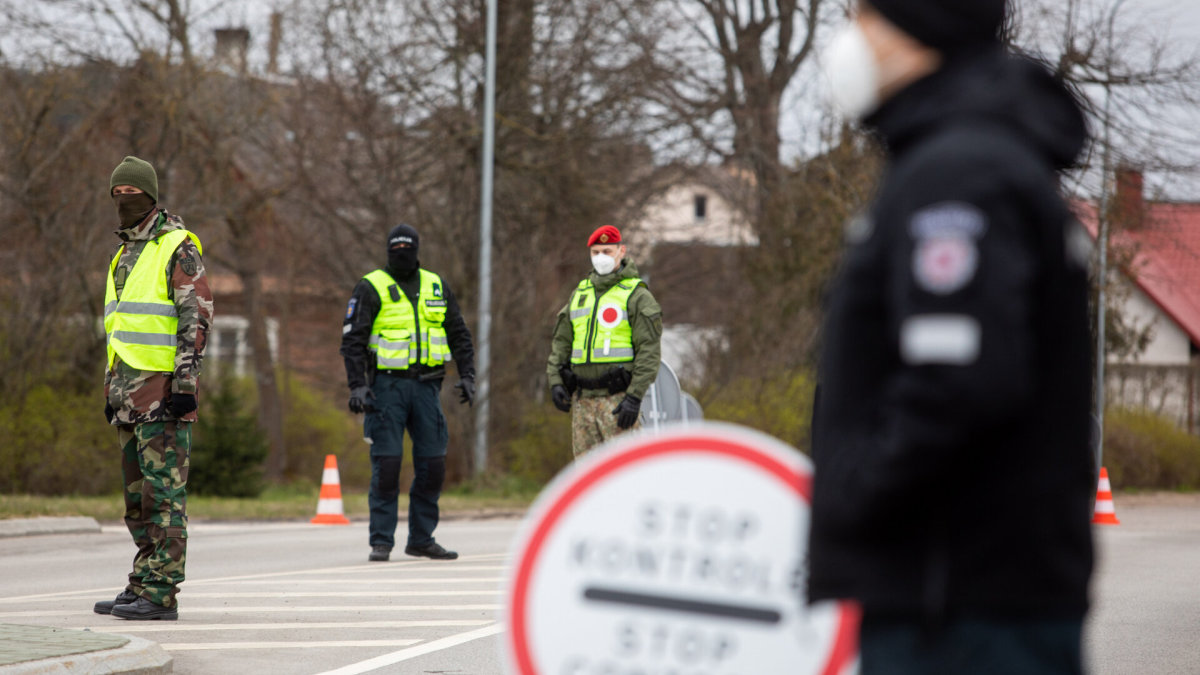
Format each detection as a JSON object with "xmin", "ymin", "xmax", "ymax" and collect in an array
[{"xmin": 503, "ymin": 422, "xmax": 858, "ymax": 675}]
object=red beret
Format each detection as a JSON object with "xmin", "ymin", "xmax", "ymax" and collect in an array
[{"xmin": 587, "ymin": 225, "xmax": 622, "ymax": 247}]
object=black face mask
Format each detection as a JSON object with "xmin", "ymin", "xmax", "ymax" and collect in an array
[
  {"xmin": 388, "ymin": 247, "xmax": 419, "ymax": 274},
  {"xmin": 113, "ymin": 193, "xmax": 157, "ymax": 229}
]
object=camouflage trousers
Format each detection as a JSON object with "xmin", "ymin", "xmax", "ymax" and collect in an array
[
  {"xmin": 571, "ymin": 391, "xmax": 641, "ymax": 458},
  {"xmin": 118, "ymin": 421, "xmax": 190, "ymax": 608}
]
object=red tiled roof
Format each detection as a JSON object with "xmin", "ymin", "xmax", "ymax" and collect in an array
[{"xmin": 1076, "ymin": 200, "xmax": 1200, "ymax": 347}]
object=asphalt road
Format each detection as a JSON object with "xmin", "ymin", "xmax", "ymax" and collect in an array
[
  {"xmin": 0, "ymin": 498, "xmax": 1197, "ymax": 674},
  {"xmin": 0, "ymin": 518, "xmax": 516, "ymax": 674}
]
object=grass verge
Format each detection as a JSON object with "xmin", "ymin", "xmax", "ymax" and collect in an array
[{"xmin": 1, "ymin": 482, "xmax": 537, "ymax": 522}]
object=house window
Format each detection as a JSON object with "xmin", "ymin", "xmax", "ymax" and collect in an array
[
  {"xmin": 207, "ymin": 315, "xmax": 278, "ymax": 377},
  {"xmin": 694, "ymin": 194, "xmax": 708, "ymax": 222}
]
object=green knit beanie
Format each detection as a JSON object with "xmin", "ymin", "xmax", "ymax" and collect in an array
[{"xmin": 109, "ymin": 156, "xmax": 159, "ymax": 202}]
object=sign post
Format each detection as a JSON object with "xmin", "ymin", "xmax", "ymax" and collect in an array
[{"xmin": 502, "ymin": 422, "xmax": 858, "ymax": 675}]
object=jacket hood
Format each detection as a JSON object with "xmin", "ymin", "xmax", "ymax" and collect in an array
[{"xmin": 867, "ymin": 48, "xmax": 1088, "ymax": 170}]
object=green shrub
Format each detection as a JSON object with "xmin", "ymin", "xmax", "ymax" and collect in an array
[
  {"xmin": 279, "ymin": 373, "xmax": 370, "ymax": 489},
  {"xmin": 503, "ymin": 404, "xmax": 574, "ymax": 485},
  {"xmin": 190, "ymin": 376, "xmax": 268, "ymax": 497},
  {"xmin": 700, "ymin": 369, "xmax": 816, "ymax": 451},
  {"xmin": 0, "ymin": 384, "xmax": 116, "ymax": 495},
  {"xmin": 1104, "ymin": 407, "xmax": 1200, "ymax": 490}
]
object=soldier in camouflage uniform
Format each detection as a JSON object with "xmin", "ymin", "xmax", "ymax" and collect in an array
[
  {"xmin": 546, "ymin": 225, "xmax": 662, "ymax": 457},
  {"xmin": 94, "ymin": 156, "xmax": 213, "ymax": 621}
]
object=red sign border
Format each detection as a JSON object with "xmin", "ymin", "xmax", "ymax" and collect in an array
[{"xmin": 506, "ymin": 432, "xmax": 859, "ymax": 675}]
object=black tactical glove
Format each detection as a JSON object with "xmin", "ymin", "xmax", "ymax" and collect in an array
[
  {"xmin": 551, "ymin": 385, "xmax": 572, "ymax": 413},
  {"xmin": 168, "ymin": 393, "xmax": 197, "ymax": 419},
  {"xmin": 104, "ymin": 402, "xmax": 115, "ymax": 424},
  {"xmin": 612, "ymin": 394, "xmax": 641, "ymax": 430},
  {"xmin": 348, "ymin": 385, "xmax": 376, "ymax": 414},
  {"xmin": 455, "ymin": 377, "xmax": 476, "ymax": 406},
  {"xmin": 558, "ymin": 366, "xmax": 578, "ymax": 395}
]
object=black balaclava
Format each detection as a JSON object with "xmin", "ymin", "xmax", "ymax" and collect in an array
[
  {"xmin": 114, "ymin": 192, "xmax": 157, "ymax": 229},
  {"xmin": 386, "ymin": 223, "xmax": 420, "ymax": 277}
]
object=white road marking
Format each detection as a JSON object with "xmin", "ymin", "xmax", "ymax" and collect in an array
[
  {"xmin": 179, "ymin": 591, "xmax": 496, "ymax": 598},
  {"xmin": 210, "ymin": 577, "xmax": 503, "ymax": 585},
  {"xmin": 315, "ymin": 623, "xmax": 504, "ymax": 675},
  {"xmin": 0, "ymin": 604, "xmax": 501, "ymax": 618},
  {"xmin": 164, "ymin": 639, "xmax": 422, "ymax": 651},
  {"xmin": 81, "ymin": 620, "xmax": 492, "ymax": 633}
]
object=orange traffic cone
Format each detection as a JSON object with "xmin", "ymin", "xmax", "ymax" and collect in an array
[
  {"xmin": 1092, "ymin": 467, "xmax": 1120, "ymax": 525},
  {"xmin": 311, "ymin": 454, "xmax": 351, "ymax": 525}
]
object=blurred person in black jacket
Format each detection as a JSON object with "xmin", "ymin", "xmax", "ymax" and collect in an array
[{"xmin": 809, "ymin": 1, "xmax": 1095, "ymax": 673}]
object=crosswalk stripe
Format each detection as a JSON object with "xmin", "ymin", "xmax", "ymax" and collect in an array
[
  {"xmin": 181, "ymin": 591, "xmax": 497, "ymax": 598},
  {"xmin": 316, "ymin": 624, "xmax": 504, "ymax": 675},
  {"xmin": 80, "ymin": 620, "xmax": 492, "ymax": 633},
  {"xmin": 0, "ymin": 605, "xmax": 502, "ymax": 618},
  {"xmin": 164, "ymin": 639, "xmax": 422, "ymax": 651}
]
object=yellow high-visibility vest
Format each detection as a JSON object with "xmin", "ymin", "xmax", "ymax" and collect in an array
[
  {"xmin": 365, "ymin": 269, "xmax": 451, "ymax": 369},
  {"xmin": 103, "ymin": 228, "xmax": 203, "ymax": 372},
  {"xmin": 569, "ymin": 277, "xmax": 642, "ymax": 364}
]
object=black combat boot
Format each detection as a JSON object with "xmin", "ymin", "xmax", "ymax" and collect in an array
[
  {"xmin": 94, "ymin": 590, "xmax": 138, "ymax": 615},
  {"xmin": 111, "ymin": 596, "xmax": 178, "ymax": 621},
  {"xmin": 404, "ymin": 541, "xmax": 458, "ymax": 560},
  {"xmin": 368, "ymin": 546, "xmax": 391, "ymax": 562}
]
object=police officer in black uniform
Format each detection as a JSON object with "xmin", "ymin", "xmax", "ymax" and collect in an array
[
  {"xmin": 809, "ymin": 1, "xmax": 1094, "ymax": 673},
  {"xmin": 341, "ymin": 224, "xmax": 475, "ymax": 562}
]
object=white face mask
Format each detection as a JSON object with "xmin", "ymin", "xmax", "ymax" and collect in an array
[
  {"xmin": 823, "ymin": 22, "xmax": 881, "ymax": 120},
  {"xmin": 591, "ymin": 253, "xmax": 618, "ymax": 275}
]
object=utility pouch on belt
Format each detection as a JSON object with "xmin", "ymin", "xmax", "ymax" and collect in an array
[
  {"xmin": 607, "ymin": 367, "xmax": 632, "ymax": 395},
  {"xmin": 558, "ymin": 365, "xmax": 578, "ymax": 395}
]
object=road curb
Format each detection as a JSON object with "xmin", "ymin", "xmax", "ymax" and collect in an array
[
  {"xmin": 0, "ymin": 629, "xmax": 171, "ymax": 675},
  {"xmin": 0, "ymin": 518, "xmax": 102, "ymax": 539}
]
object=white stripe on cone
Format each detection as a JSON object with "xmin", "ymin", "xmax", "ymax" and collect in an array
[
  {"xmin": 323, "ymin": 468, "xmax": 340, "ymax": 484},
  {"xmin": 316, "ymin": 499, "xmax": 345, "ymax": 515}
]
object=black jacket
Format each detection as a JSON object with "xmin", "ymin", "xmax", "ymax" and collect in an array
[
  {"xmin": 807, "ymin": 49, "xmax": 1094, "ymax": 621},
  {"xmin": 340, "ymin": 265, "xmax": 475, "ymax": 389}
]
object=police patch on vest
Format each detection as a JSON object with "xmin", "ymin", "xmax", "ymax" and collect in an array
[
  {"xmin": 425, "ymin": 299, "xmax": 447, "ymax": 308},
  {"xmin": 911, "ymin": 203, "xmax": 985, "ymax": 295},
  {"xmin": 432, "ymin": 282, "xmax": 442, "ymax": 298}
]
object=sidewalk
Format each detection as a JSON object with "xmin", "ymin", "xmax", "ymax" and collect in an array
[
  {"xmin": 0, "ymin": 624, "xmax": 171, "ymax": 674},
  {"xmin": 0, "ymin": 518, "xmax": 171, "ymax": 673},
  {"xmin": 0, "ymin": 518, "xmax": 101, "ymax": 539}
]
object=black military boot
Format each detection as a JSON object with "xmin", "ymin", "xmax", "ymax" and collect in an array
[
  {"xmin": 111, "ymin": 596, "xmax": 178, "ymax": 621},
  {"xmin": 368, "ymin": 546, "xmax": 391, "ymax": 562},
  {"xmin": 93, "ymin": 590, "xmax": 138, "ymax": 615},
  {"xmin": 404, "ymin": 541, "xmax": 458, "ymax": 560}
]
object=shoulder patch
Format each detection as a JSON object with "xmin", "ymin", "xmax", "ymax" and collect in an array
[
  {"xmin": 910, "ymin": 203, "xmax": 986, "ymax": 295},
  {"xmin": 346, "ymin": 297, "xmax": 358, "ymax": 319},
  {"xmin": 179, "ymin": 249, "xmax": 198, "ymax": 277}
]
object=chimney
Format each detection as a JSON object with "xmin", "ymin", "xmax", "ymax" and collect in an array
[
  {"xmin": 1113, "ymin": 166, "xmax": 1145, "ymax": 228},
  {"xmin": 214, "ymin": 27, "xmax": 250, "ymax": 73},
  {"xmin": 267, "ymin": 12, "xmax": 282, "ymax": 75}
]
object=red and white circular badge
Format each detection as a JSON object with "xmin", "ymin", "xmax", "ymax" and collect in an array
[
  {"xmin": 502, "ymin": 422, "xmax": 859, "ymax": 675},
  {"xmin": 597, "ymin": 303, "xmax": 626, "ymax": 329}
]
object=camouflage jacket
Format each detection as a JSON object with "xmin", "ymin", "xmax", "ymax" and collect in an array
[
  {"xmin": 546, "ymin": 259, "xmax": 663, "ymax": 400},
  {"xmin": 104, "ymin": 209, "xmax": 213, "ymax": 424}
]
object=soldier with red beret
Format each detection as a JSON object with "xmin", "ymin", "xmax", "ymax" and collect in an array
[{"xmin": 545, "ymin": 226, "xmax": 662, "ymax": 456}]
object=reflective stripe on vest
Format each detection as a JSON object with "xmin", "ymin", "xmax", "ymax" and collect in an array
[
  {"xmin": 569, "ymin": 277, "xmax": 641, "ymax": 365},
  {"xmin": 103, "ymin": 227, "xmax": 203, "ymax": 372},
  {"xmin": 364, "ymin": 269, "xmax": 451, "ymax": 369}
]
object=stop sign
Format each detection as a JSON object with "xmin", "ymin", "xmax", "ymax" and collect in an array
[{"xmin": 502, "ymin": 422, "xmax": 859, "ymax": 675}]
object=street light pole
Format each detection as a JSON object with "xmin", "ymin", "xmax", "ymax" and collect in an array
[
  {"xmin": 1095, "ymin": 0, "xmax": 1128, "ymax": 473},
  {"xmin": 473, "ymin": 0, "xmax": 498, "ymax": 475}
]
